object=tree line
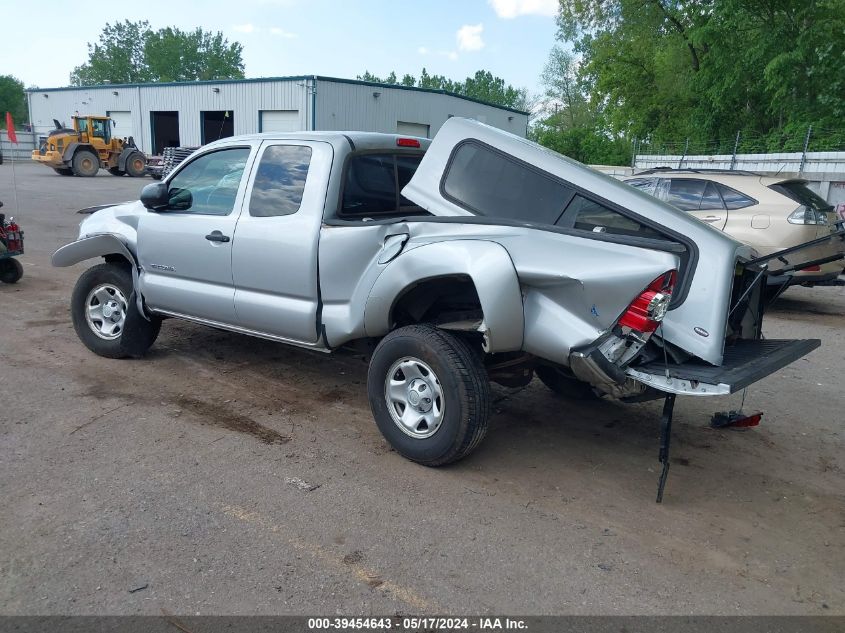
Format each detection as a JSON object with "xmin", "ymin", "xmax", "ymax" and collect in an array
[
  {"xmin": 356, "ymin": 69, "xmax": 532, "ymax": 112},
  {"xmin": 533, "ymin": 0, "xmax": 845, "ymax": 163},
  {"xmin": 4, "ymin": 4, "xmax": 844, "ymax": 167}
]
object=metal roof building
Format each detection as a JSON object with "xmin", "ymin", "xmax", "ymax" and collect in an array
[{"xmin": 26, "ymin": 75, "xmax": 529, "ymax": 155}]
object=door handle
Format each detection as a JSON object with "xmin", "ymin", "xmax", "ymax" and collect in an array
[
  {"xmin": 205, "ymin": 231, "xmax": 230, "ymax": 243},
  {"xmin": 702, "ymin": 216, "xmax": 722, "ymax": 223}
]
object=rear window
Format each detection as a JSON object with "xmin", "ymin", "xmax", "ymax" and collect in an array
[
  {"xmin": 340, "ymin": 153, "xmax": 424, "ymax": 218},
  {"xmin": 769, "ymin": 181, "xmax": 833, "ymax": 212},
  {"xmin": 442, "ymin": 141, "xmax": 573, "ymax": 224}
]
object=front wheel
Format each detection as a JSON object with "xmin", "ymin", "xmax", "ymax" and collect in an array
[
  {"xmin": 367, "ymin": 324, "xmax": 491, "ymax": 466},
  {"xmin": 0, "ymin": 258, "xmax": 23, "ymax": 283},
  {"xmin": 72, "ymin": 150, "xmax": 99, "ymax": 177},
  {"xmin": 124, "ymin": 152, "xmax": 146, "ymax": 177},
  {"xmin": 71, "ymin": 263, "xmax": 161, "ymax": 358}
]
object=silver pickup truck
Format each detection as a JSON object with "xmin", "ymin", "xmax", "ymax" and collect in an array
[{"xmin": 53, "ymin": 118, "xmax": 844, "ymax": 499}]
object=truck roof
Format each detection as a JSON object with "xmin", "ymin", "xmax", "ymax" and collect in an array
[{"xmin": 204, "ymin": 130, "xmax": 432, "ymax": 153}]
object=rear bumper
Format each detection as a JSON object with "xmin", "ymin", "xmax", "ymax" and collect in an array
[{"xmin": 626, "ymin": 338, "xmax": 820, "ymax": 396}]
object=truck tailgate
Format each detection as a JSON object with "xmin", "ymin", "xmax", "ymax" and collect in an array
[{"xmin": 628, "ymin": 339, "xmax": 820, "ymax": 395}]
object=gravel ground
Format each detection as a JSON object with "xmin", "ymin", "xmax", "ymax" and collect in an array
[{"xmin": 1, "ymin": 162, "xmax": 843, "ymax": 615}]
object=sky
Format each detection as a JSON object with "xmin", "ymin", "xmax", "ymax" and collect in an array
[{"xmin": 0, "ymin": 0, "xmax": 560, "ymax": 95}]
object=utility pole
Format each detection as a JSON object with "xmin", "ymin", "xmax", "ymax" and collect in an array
[
  {"xmin": 798, "ymin": 125, "xmax": 813, "ymax": 175},
  {"xmin": 730, "ymin": 130, "xmax": 741, "ymax": 171},
  {"xmin": 678, "ymin": 138, "xmax": 689, "ymax": 169}
]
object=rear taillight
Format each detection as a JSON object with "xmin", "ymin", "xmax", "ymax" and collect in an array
[
  {"xmin": 787, "ymin": 206, "xmax": 828, "ymax": 225},
  {"xmin": 618, "ymin": 271, "xmax": 677, "ymax": 333}
]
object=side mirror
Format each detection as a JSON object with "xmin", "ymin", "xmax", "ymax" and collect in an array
[{"xmin": 140, "ymin": 182, "xmax": 170, "ymax": 210}]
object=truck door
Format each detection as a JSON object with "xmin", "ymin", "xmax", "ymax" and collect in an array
[
  {"xmin": 136, "ymin": 145, "xmax": 256, "ymax": 325},
  {"xmin": 230, "ymin": 140, "xmax": 333, "ymax": 343}
]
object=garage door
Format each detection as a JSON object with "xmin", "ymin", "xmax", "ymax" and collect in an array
[
  {"xmin": 107, "ymin": 111, "xmax": 134, "ymax": 140},
  {"xmin": 260, "ymin": 110, "xmax": 301, "ymax": 133},
  {"xmin": 397, "ymin": 121, "xmax": 430, "ymax": 138}
]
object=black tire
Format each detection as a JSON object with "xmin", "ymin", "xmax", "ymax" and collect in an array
[
  {"xmin": 72, "ymin": 150, "xmax": 99, "ymax": 177},
  {"xmin": 124, "ymin": 152, "xmax": 146, "ymax": 177},
  {"xmin": 71, "ymin": 263, "xmax": 161, "ymax": 359},
  {"xmin": 107, "ymin": 167, "xmax": 125, "ymax": 176},
  {"xmin": 0, "ymin": 258, "xmax": 23, "ymax": 284},
  {"xmin": 536, "ymin": 365, "xmax": 599, "ymax": 400},
  {"xmin": 53, "ymin": 167, "xmax": 74, "ymax": 176},
  {"xmin": 367, "ymin": 324, "xmax": 491, "ymax": 466}
]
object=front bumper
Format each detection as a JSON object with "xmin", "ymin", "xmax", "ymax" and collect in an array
[{"xmin": 31, "ymin": 150, "xmax": 64, "ymax": 166}]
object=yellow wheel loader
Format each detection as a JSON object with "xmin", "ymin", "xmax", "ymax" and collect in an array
[{"xmin": 32, "ymin": 115, "xmax": 147, "ymax": 177}]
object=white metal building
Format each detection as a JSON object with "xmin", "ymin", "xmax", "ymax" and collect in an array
[{"xmin": 26, "ymin": 75, "xmax": 529, "ymax": 155}]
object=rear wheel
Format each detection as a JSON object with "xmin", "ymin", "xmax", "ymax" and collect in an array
[
  {"xmin": 0, "ymin": 258, "xmax": 23, "ymax": 284},
  {"xmin": 124, "ymin": 151, "xmax": 146, "ymax": 177},
  {"xmin": 53, "ymin": 167, "xmax": 74, "ymax": 176},
  {"xmin": 71, "ymin": 263, "xmax": 161, "ymax": 358},
  {"xmin": 107, "ymin": 167, "xmax": 125, "ymax": 176},
  {"xmin": 368, "ymin": 324, "xmax": 491, "ymax": 466},
  {"xmin": 72, "ymin": 150, "xmax": 99, "ymax": 177},
  {"xmin": 536, "ymin": 365, "xmax": 600, "ymax": 400}
]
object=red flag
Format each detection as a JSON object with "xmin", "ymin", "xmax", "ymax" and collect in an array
[{"xmin": 5, "ymin": 112, "xmax": 17, "ymax": 144}]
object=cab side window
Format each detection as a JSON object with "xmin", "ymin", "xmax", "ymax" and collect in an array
[
  {"xmin": 249, "ymin": 145, "xmax": 312, "ymax": 217},
  {"xmin": 91, "ymin": 119, "xmax": 110, "ymax": 142},
  {"xmin": 167, "ymin": 147, "xmax": 251, "ymax": 215}
]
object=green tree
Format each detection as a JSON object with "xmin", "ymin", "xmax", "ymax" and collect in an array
[
  {"xmin": 70, "ymin": 20, "xmax": 152, "ymax": 85},
  {"xmin": 554, "ymin": 0, "xmax": 845, "ymax": 149},
  {"xmin": 0, "ymin": 75, "xmax": 27, "ymax": 126},
  {"xmin": 532, "ymin": 45, "xmax": 629, "ymax": 164},
  {"xmin": 357, "ymin": 68, "xmax": 532, "ymax": 110},
  {"xmin": 540, "ymin": 46, "xmax": 588, "ymax": 128},
  {"xmin": 70, "ymin": 20, "xmax": 244, "ymax": 86},
  {"xmin": 145, "ymin": 27, "xmax": 244, "ymax": 82},
  {"xmin": 463, "ymin": 70, "xmax": 525, "ymax": 109}
]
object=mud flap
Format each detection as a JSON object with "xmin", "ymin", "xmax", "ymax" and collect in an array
[{"xmin": 120, "ymin": 291, "xmax": 154, "ymax": 358}]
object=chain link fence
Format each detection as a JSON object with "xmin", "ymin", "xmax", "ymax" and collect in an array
[{"xmin": 632, "ymin": 126, "xmax": 845, "ymax": 175}]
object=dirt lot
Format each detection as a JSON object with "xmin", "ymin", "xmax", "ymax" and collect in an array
[{"xmin": 1, "ymin": 162, "xmax": 843, "ymax": 615}]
